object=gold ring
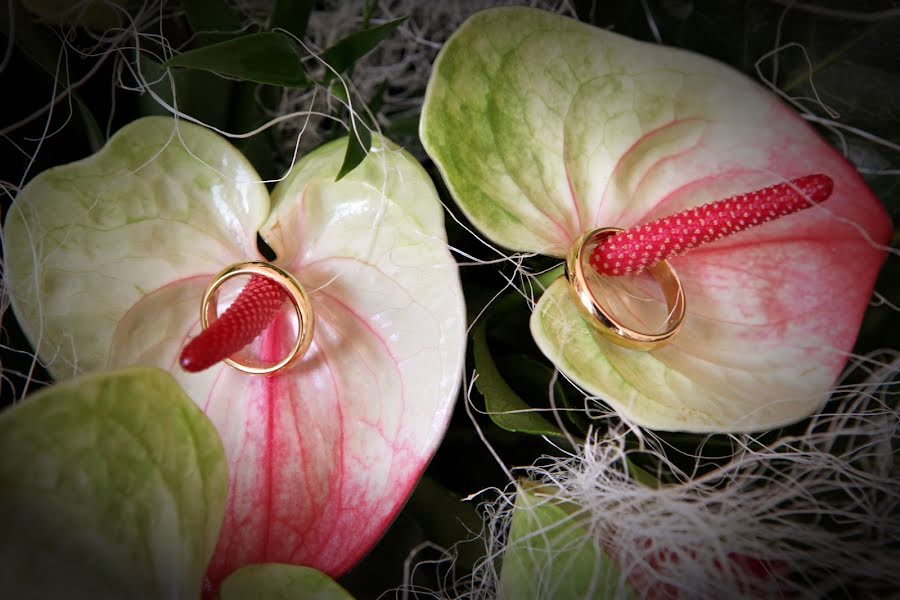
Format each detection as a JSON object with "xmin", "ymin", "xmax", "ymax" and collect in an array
[
  {"xmin": 200, "ymin": 261, "xmax": 314, "ymax": 375},
  {"xmin": 565, "ymin": 227, "xmax": 685, "ymax": 351}
]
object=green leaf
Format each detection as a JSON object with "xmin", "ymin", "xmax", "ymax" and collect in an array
[
  {"xmin": 183, "ymin": 0, "xmax": 242, "ymax": 32},
  {"xmin": 2, "ymin": 1, "xmax": 106, "ymax": 147},
  {"xmin": 335, "ymin": 124, "xmax": 371, "ymax": 181},
  {"xmin": 0, "ymin": 367, "xmax": 228, "ymax": 599},
  {"xmin": 137, "ymin": 55, "xmax": 233, "ymax": 128},
  {"xmin": 627, "ymin": 459, "xmax": 661, "ymax": 489},
  {"xmin": 497, "ymin": 354, "xmax": 572, "ymax": 422},
  {"xmin": 229, "ymin": 81, "xmax": 279, "ymax": 181},
  {"xmin": 362, "ymin": 0, "xmax": 379, "ymax": 28},
  {"xmin": 499, "ymin": 484, "xmax": 632, "ymax": 599},
  {"xmin": 19, "ymin": 0, "xmax": 129, "ymax": 28},
  {"xmin": 320, "ymin": 17, "xmax": 407, "ymax": 77},
  {"xmin": 75, "ymin": 96, "xmax": 104, "ymax": 152},
  {"xmin": 473, "ymin": 323, "xmax": 562, "ymax": 437},
  {"xmin": 329, "ymin": 81, "xmax": 349, "ymax": 103},
  {"xmin": 535, "ymin": 264, "xmax": 565, "ymax": 293},
  {"xmin": 221, "ymin": 564, "xmax": 355, "ymax": 600},
  {"xmin": 405, "ymin": 477, "xmax": 485, "ymax": 571},
  {"xmin": 367, "ymin": 78, "xmax": 389, "ymax": 116},
  {"xmin": 269, "ymin": 0, "xmax": 314, "ymax": 40},
  {"xmin": 384, "ymin": 112, "xmax": 420, "ymax": 139},
  {"xmin": 165, "ymin": 32, "xmax": 308, "ymax": 87}
]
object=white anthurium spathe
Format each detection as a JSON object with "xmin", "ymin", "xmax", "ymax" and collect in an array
[
  {"xmin": 420, "ymin": 7, "xmax": 890, "ymax": 432},
  {"xmin": 3, "ymin": 116, "xmax": 466, "ymax": 591}
]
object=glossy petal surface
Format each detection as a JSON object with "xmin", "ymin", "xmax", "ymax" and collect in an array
[
  {"xmin": 0, "ymin": 367, "xmax": 227, "ymax": 600},
  {"xmin": 420, "ymin": 7, "xmax": 889, "ymax": 431},
  {"xmin": 4, "ymin": 116, "xmax": 268, "ymax": 379},
  {"xmin": 4, "ymin": 119, "xmax": 466, "ymax": 586}
]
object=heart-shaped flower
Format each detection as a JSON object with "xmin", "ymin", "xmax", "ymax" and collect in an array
[
  {"xmin": 420, "ymin": 7, "xmax": 890, "ymax": 432},
  {"xmin": 3, "ymin": 117, "xmax": 466, "ymax": 589}
]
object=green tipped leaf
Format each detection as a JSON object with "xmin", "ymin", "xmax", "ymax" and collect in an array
[
  {"xmin": 165, "ymin": 32, "xmax": 308, "ymax": 87},
  {"xmin": 3, "ymin": 1, "xmax": 106, "ymax": 147},
  {"xmin": 270, "ymin": 0, "xmax": 314, "ymax": 39},
  {"xmin": 473, "ymin": 323, "xmax": 562, "ymax": 437},
  {"xmin": 499, "ymin": 484, "xmax": 632, "ymax": 599},
  {"xmin": 321, "ymin": 17, "xmax": 407, "ymax": 77},
  {"xmin": 335, "ymin": 125, "xmax": 371, "ymax": 181},
  {"xmin": 405, "ymin": 477, "xmax": 485, "ymax": 571},
  {"xmin": 362, "ymin": 0, "xmax": 379, "ymax": 28},
  {"xmin": 20, "ymin": 0, "xmax": 129, "ymax": 28},
  {"xmin": 0, "ymin": 367, "xmax": 228, "ymax": 599},
  {"xmin": 75, "ymin": 96, "xmax": 105, "ymax": 151},
  {"xmin": 367, "ymin": 78, "xmax": 389, "ymax": 116},
  {"xmin": 137, "ymin": 55, "xmax": 233, "ymax": 128},
  {"xmin": 627, "ymin": 460, "xmax": 662, "ymax": 489},
  {"xmin": 183, "ymin": 0, "xmax": 242, "ymax": 32},
  {"xmin": 221, "ymin": 564, "xmax": 355, "ymax": 600}
]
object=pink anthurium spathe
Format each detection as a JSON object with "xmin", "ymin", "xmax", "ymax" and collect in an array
[
  {"xmin": 2, "ymin": 117, "xmax": 467, "ymax": 590},
  {"xmin": 420, "ymin": 7, "xmax": 890, "ymax": 432}
]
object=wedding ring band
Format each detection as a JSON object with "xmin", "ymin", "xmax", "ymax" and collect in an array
[
  {"xmin": 200, "ymin": 261, "xmax": 314, "ymax": 375},
  {"xmin": 565, "ymin": 228, "xmax": 685, "ymax": 351}
]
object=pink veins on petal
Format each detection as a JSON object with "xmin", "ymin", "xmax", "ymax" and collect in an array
[
  {"xmin": 590, "ymin": 174, "xmax": 834, "ymax": 276},
  {"xmin": 199, "ymin": 285, "xmax": 422, "ymax": 592}
]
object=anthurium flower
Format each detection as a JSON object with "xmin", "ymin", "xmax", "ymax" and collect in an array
[
  {"xmin": 420, "ymin": 7, "xmax": 890, "ymax": 432},
  {"xmin": 3, "ymin": 117, "xmax": 466, "ymax": 589}
]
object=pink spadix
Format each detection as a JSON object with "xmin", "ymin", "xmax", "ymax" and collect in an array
[
  {"xmin": 182, "ymin": 174, "xmax": 834, "ymax": 371},
  {"xmin": 590, "ymin": 174, "xmax": 834, "ymax": 276},
  {"xmin": 180, "ymin": 275, "xmax": 288, "ymax": 372}
]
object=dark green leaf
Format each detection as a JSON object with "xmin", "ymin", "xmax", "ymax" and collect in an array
[
  {"xmin": 496, "ymin": 354, "xmax": 569, "ymax": 415},
  {"xmin": 335, "ymin": 126, "xmax": 371, "ymax": 181},
  {"xmin": 329, "ymin": 82, "xmax": 349, "ymax": 103},
  {"xmin": 472, "ymin": 264, "xmax": 563, "ymax": 327},
  {"xmin": 362, "ymin": 0, "xmax": 379, "ymax": 28},
  {"xmin": 2, "ymin": 1, "xmax": 105, "ymax": 146},
  {"xmin": 367, "ymin": 79, "xmax": 389, "ymax": 116},
  {"xmin": 74, "ymin": 97, "xmax": 104, "ymax": 152},
  {"xmin": 405, "ymin": 477, "xmax": 485, "ymax": 571},
  {"xmin": 270, "ymin": 0, "xmax": 314, "ymax": 40},
  {"xmin": 183, "ymin": 0, "xmax": 242, "ymax": 32},
  {"xmin": 339, "ymin": 511, "xmax": 424, "ymax": 595},
  {"xmin": 3, "ymin": 1, "xmax": 67, "ymax": 75},
  {"xmin": 321, "ymin": 17, "xmax": 407, "ymax": 78},
  {"xmin": 229, "ymin": 82, "xmax": 278, "ymax": 181},
  {"xmin": 165, "ymin": 32, "xmax": 308, "ymax": 87},
  {"xmin": 19, "ymin": 0, "xmax": 125, "ymax": 28},
  {"xmin": 473, "ymin": 324, "xmax": 563, "ymax": 437},
  {"xmin": 384, "ymin": 112, "xmax": 420, "ymax": 138},
  {"xmin": 137, "ymin": 55, "xmax": 233, "ymax": 129},
  {"xmin": 627, "ymin": 459, "xmax": 661, "ymax": 489}
]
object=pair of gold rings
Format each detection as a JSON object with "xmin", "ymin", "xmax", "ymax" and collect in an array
[
  {"xmin": 200, "ymin": 228, "xmax": 684, "ymax": 376},
  {"xmin": 565, "ymin": 227, "xmax": 685, "ymax": 351},
  {"xmin": 201, "ymin": 262, "xmax": 314, "ymax": 375}
]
